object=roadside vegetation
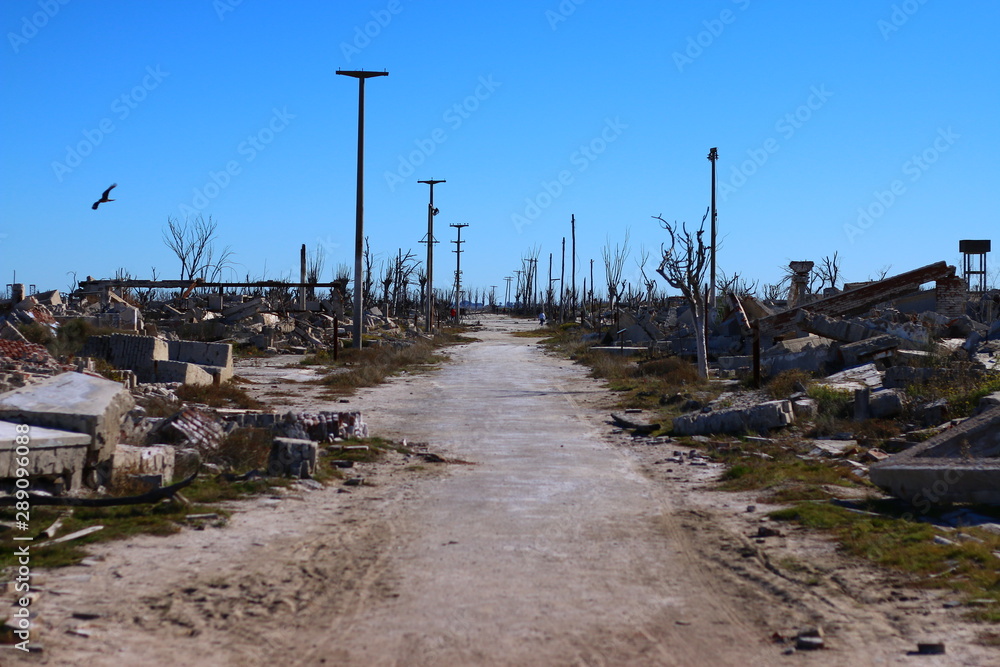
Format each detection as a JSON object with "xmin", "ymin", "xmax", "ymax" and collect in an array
[
  {"xmin": 0, "ymin": 434, "xmax": 409, "ymax": 570},
  {"xmin": 302, "ymin": 326, "xmax": 476, "ymax": 397},
  {"xmin": 532, "ymin": 322, "xmax": 718, "ymax": 413},
  {"xmin": 532, "ymin": 319, "xmax": 1000, "ymax": 625}
]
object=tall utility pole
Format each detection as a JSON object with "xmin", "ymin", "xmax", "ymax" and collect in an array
[
  {"xmin": 559, "ymin": 236, "xmax": 566, "ymax": 323},
  {"xmin": 418, "ymin": 178, "xmax": 445, "ymax": 332},
  {"xmin": 570, "ymin": 214, "xmax": 576, "ymax": 319},
  {"xmin": 450, "ymin": 223, "xmax": 468, "ymax": 322},
  {"xmin": 504, "ymin": 275, "xmax": 513, "ymax": 310},
  {"xmin": 514, "ymin": 269, "xmax": 524, "ymax": 309},
  {"xmin": 589, "ymin": 258, "xmax": 594, "ymax": 314},
  {"xmin": 529, "ymin": 258, "xmax": 539, "ymax": 311},
  {"xmin": 547, "ymin": 252, "xmax": 554, "ymax": 313},
  {"xmin": 336, "ymin": 69, "xmax": 388, "ymax": 349},
  {"xmin": 708, "ymin": 147, "xmax": 719, "ymax": 319}
]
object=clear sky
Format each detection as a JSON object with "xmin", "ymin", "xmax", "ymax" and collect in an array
[{"xmin": 2, "ymin": 0, "xmax": 998, "ymax": 301}]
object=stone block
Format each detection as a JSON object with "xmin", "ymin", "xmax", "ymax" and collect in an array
[
  {"xmin": 269, "ymin": 437, "xmax": 317, "ymax": 478},
  {"xmin": 113, "ymin": 444, "xmax": 175, "ymax": 483},
  {"xmin": 792, "ymin": 398, "xmax": 819, "ymax": 419},
  {"xmin": 0, "ymin": 420, "xmax": 90, "ymax": 489},
  {"xmin": 672, "ymin": 400, "xmax": 794, "ymax": 436},
  {"xmin": 871, "ymin": 406, "xmax": 1000, "ymax": 505},
  {"xmin": 0, "ymin": 372, "xmax": 133, "ymax": 484},
  {"xmin": 167, "ymin": 340, "xmax": 233, "ymax": 369},
  {"xmin": 976, "ymin": 392, "xmax": 1000, "ymax": 415},
  {"xmin": 153, "ymin": 360, "xmax": 214, "ymax": 386},
  {"xmin": 869, "ymin": 388, "xmax": 905, "ymax": 419},
  {"xmin": 840, "ymin": 334, "xmax": 900, "ymax": 366}
]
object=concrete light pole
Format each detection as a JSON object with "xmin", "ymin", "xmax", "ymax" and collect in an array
[
  {"xmin": 450, "ymin": 223, "xmax": 468, "ymax": 323},
  {"xmin": 707, "ymin": 147, "xmax": 718, "ymax": 318},
  {"xmin": 336, "ymin": 69, "xmax": 388, "ymax": 349},
  {"xmin": 418, "ymin": 179, "xmax": 445, "ymax": 332}
]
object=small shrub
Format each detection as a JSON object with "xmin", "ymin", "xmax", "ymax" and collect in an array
[
  {"xmin": 17, "ymin": 322, "xmax": 54, "ymax": 346},
  {"xmin": 208, "ymin": 427, "xmax": 272, "ymax": 472},
  {"xmin": 634, "ymin": 357, "xmax": 700, "ymax": 383},
  {"xmin": 765, "ymin": 369, "xmax": 812, "ymax": 399},
  {"xmin": 175, "ymin": 381, "xmax": 264, "ymax": 410},
  {"xmin": 807, "ymin": 385, "xmax": 853, "ymax": 418}
]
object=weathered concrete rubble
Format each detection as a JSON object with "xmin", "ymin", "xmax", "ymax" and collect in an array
[
  {"xmin": 0, "ymin": 420, "xmax": 91, "ymax": 490},
  {"xmin": 79, "ymin": 333, "xmax": 233, "ymax": 386},
  {"xmin": 0, "ymin": 372, "xmax": 134, "ymax": 487},
  {"xmin": 870, "ymin": 406, "xmax": 1000, "ymax": 505},
  {"xmin": 672, "ymin": 400, "xmax": 794, "ymax": 436}
]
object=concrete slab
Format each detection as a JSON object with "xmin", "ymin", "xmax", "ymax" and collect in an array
[
  {"xmin": 0, "ymin": 420, "xmax": 91, "ymax": 488},
  {"xmin": 870, "ymin": 406, "xmax": 1000, "ymax": 505},
  {"xmin": 672, "ymin": 400, "xmax": 794, "ymax": 436},
  {"xmin": 816, "ymin": 363, "xmax": 883, "ymax": 392},
  {"xmin": 0, "ymin": 372, "xmax": 133, "ymax": 476}
]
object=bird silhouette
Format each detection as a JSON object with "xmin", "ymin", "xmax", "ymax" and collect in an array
[{"xmin": 92, "ymin": 183, "xmax": 117, "ymax": 210}]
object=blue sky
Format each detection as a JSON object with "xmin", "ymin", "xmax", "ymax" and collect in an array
[{"xmin": 2, "ymin": 0, "xmax": 997, "ymax": 300}]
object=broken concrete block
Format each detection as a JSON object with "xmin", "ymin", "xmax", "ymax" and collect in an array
[
  {"xmin": 976, "ymin": 392, "xmax": 1000, "ymax": 415},
  {"xmin": 918, "ymin": 398, "xmax": 950, "ymax": 426},
  {"xmin": 808, "ymin": 439, "xmax": 858, "ymax": 458},
  {"xmin": 113, "ymin": 444, "xmax": 176, "ymax": 483},
  {"xmin": 153, "ymin": 360, "xmax": 214, "ymax": 386},
  {"xmin": 0, "ymin": 372, "xmax": 134, "ymax": 486},
  {"xmin": 762, "ymin": 343, "xmax": 834, "ymax": 376},
  {"xmin": 796, "ymin": 311, "xmax": 871, "ymax": 342},
  {"xmin": 792, "ymin": 398, "xmax": 819, "ymax": 419},
  {"xmin": 869, "ymin": 388, "xmax": 905, "ymax": 419},
  {"xmin": 0, "ymin": 420, "xmax": 90, "ymax": 489},
  {"xmin": 870, "ymin": 406, "xmax": 1000, "ymax": 505},
  {"xmin": 672, "ymin": 400, "xmax": 794, "ymax": 436},
  {"xmin": 268, "ymin": 437, "xmax": 317, "ymax": 478},
  {"xmin": 223, "ymin": 297, "xmax": 264, "ymax": 322},
  {"xmin": 817, "ymin": 363, "xmax": 883, "ymax": 392},
  {"xmin": 839, "ymin": 334, "xmax": 900, "ymax": 366}
]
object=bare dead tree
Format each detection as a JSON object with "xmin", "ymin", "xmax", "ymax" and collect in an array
[
  {"xmin": 306, "ymin": 246, "xmax": 325, "ymax": 299},
  {"xmin": 636, "ymin": 246, "xmax": 658, "ymax": 304},
  {"xmin": 390, "ymin": 249, "xmax": 420, "ymax": 316},
  {"xmin": 717, "ymin": 270, "xmax": 759, "ymax": 299},
  {"xmin": 868, "ymin": 264, "xmax": 892, "ymax": 282},
  {"xmin": 380, "ymin": 260, "xmax": 394, "ymax": 312},
  {"xmin": 759, "ymin": 282, "xmax": 784, "ymax": 303},
  {"xmin": 814, "ymin": 251, "xmax": 842, "ymax": 292},
  {"xmin": 521, "ymin": 246, "xmax": 540, "ymax": 311},
  {"xmin": 416, "ymin": 267, "xmax": 428, "ymax": 313},
  {"xmin": 362, "ymin": 236, "xmax": 376, "ymax": 310},
  {"xmin": 653, "ymin": 210, "xmax": 710, "ymax": 379},
  {"xmin": 163, "ymin": 215, "xmax": 234, "ymax": 282},
  {"xmin": 602, "ymin": 230, "xmax": 630, "ymax": 310}
]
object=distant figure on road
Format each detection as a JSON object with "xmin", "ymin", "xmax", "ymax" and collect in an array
[{"xmin": 538, "ymin": 312, "xmax": 546, "ymax": 326}]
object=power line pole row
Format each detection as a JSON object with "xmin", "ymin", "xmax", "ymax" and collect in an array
[{"xmin": 450, "ymin": 223, "xmax": 469, "ymax": 323}]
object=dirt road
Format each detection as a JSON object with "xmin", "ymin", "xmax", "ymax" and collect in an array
[{"xmin": 15, "ymin": 316, "xmax": 997, "ymax": 665}]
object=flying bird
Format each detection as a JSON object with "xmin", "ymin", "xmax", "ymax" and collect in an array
[{"xmin": 92, "ymin": 183, "xmax": 117, "ymax": 210}]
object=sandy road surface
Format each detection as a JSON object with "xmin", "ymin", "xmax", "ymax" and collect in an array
[{"xmin": 11, "ymin": 316, "xmax": 998, "ymax": 666}]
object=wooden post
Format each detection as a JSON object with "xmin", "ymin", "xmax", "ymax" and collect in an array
[
  {"xmin": 752, "ymin": 320, "xmax": 761, "ymax": 388},
  {"xmin": 333, "ymin": 315, "xmax": 339, "ymax": 362}
]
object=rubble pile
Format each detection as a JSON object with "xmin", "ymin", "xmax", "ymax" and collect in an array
[
  {"xmin": 580, "ymin": 258, "xmax": 1000, "ymax": 505},
  {"xmin": 0, "ymin": 276, "xmax": 399, "ymax": 496}
]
